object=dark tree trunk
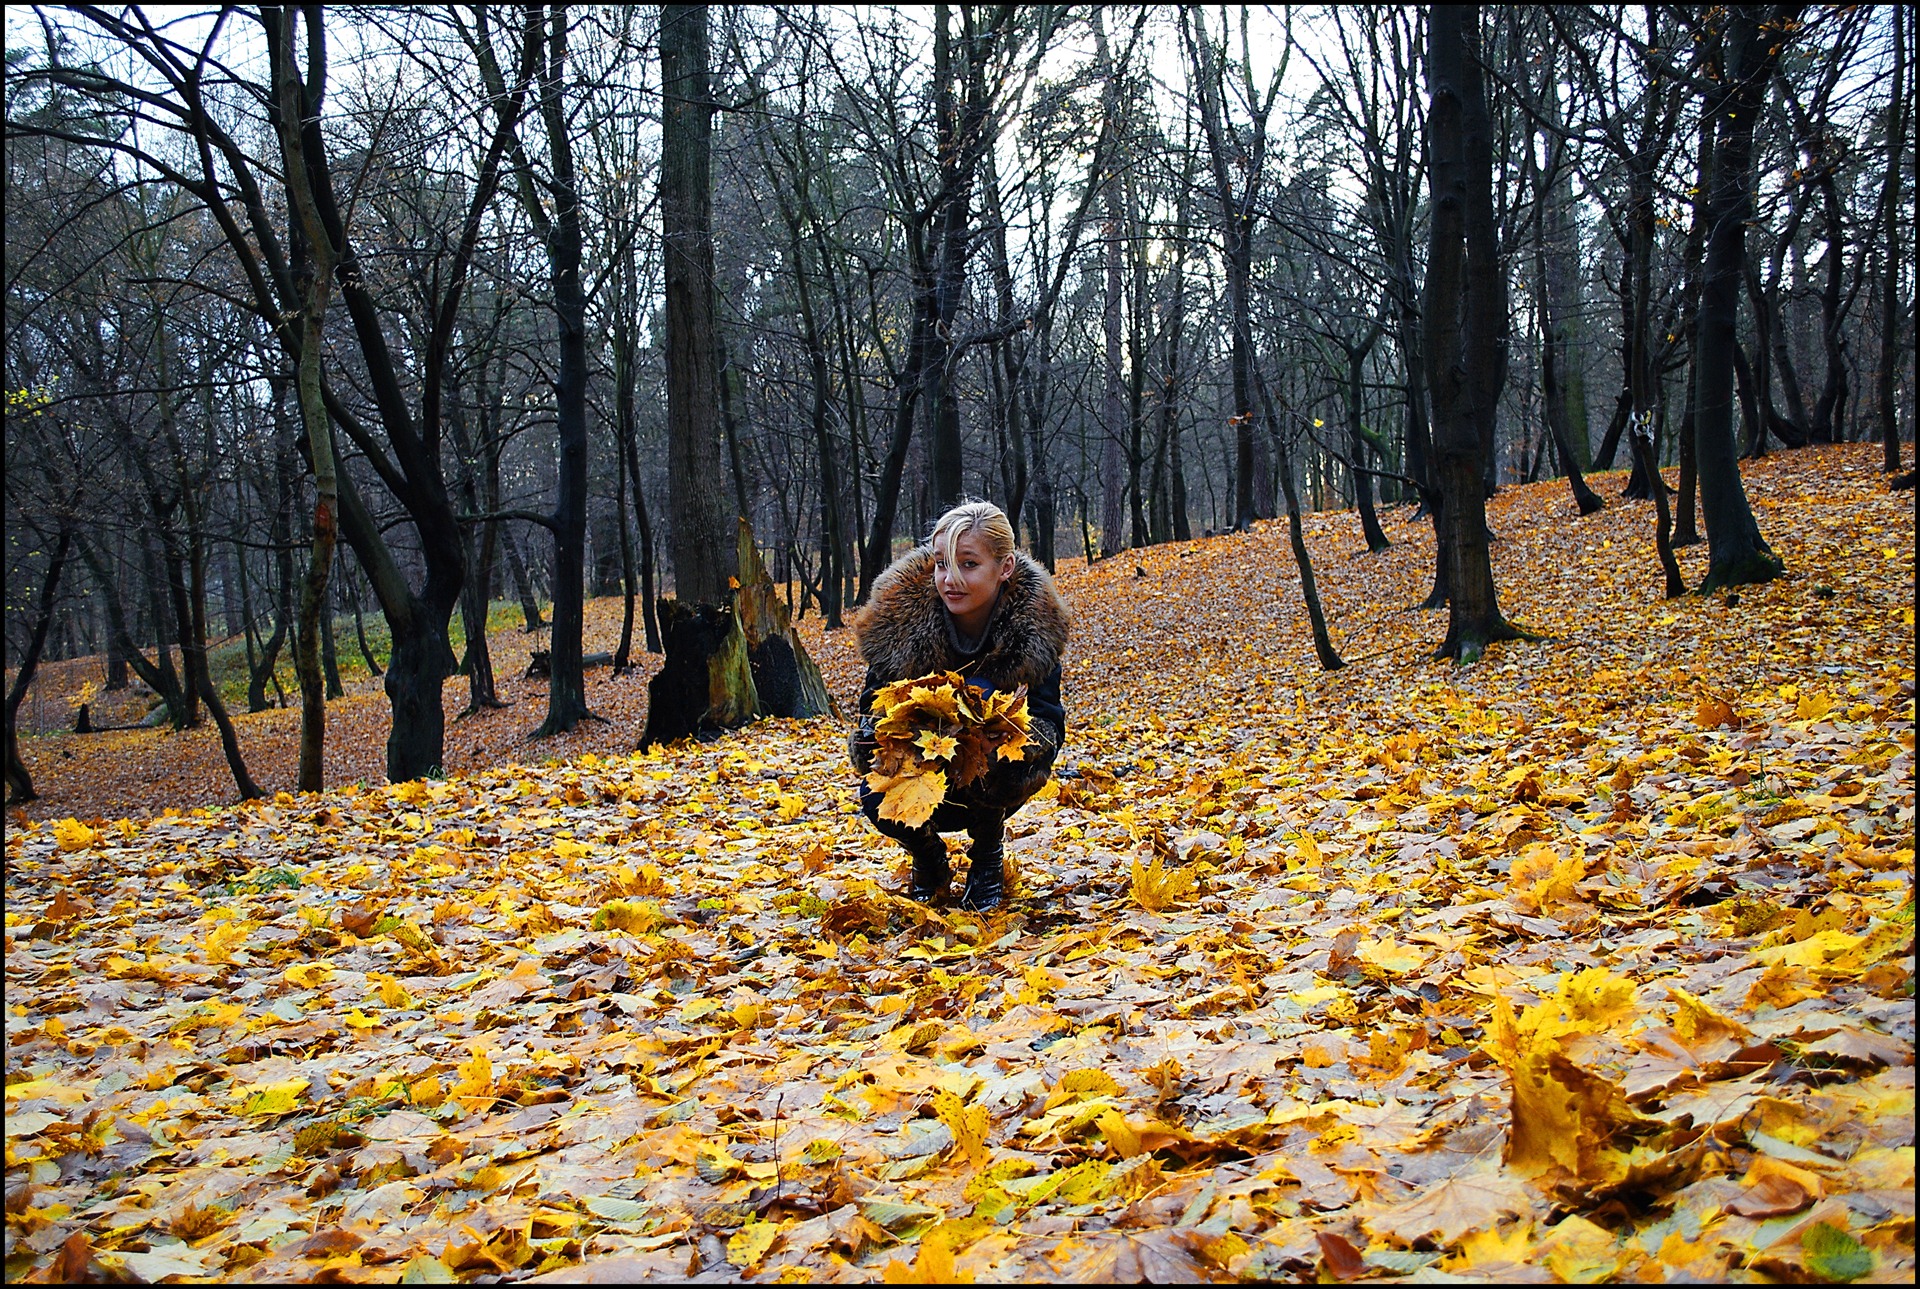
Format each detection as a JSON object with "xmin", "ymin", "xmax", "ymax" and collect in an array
[
  {"xmin": 249, "ymin": 446, "xmax": 296, "ymax": 712},
  {"xmin": 1879, "ymin": 5, "xmax": 1908, "ymax": 473},
  {"xmin": 924, "ymin": 4, "xmax": 990, "ymax": 512},
  {"xmin": 661, "ymin": 2, "xmax": 735, "ymax": 607},
  {"xmin": 320, "ymin": 601, "xmax": 344, "ymax": 699},
  {"xmin": 445, "ymin": 401, "xmax": 506, "ymax": 715},
  {"xmin": 1673, "ymin": 112, "xmax": 1715, "ymax": 546},
  {"xmin": 1629, "ymin": 430, "xmax": 1687, "ymax": 597},
  {"xmin": 1526, "ymin": 68, "xmax": 1601, "ymax": 517},
  {"xmin": 532, "ymin": 4, "xmax": 595, "ymax": 739},
  {"xmin": 1346, "ymin": 329, "xmax": 1394, "ymax": 549},
  {"xmin": 1694, "ymin": 5, "xmax": 1797, "ymax": 595},
  {"xmin": 1256, "ymin": 374, "xmax": 1344, "ymax": 670},
  {"xmin": 651, "ymin": 3, "xmax": 754, "ymax": 739},
  {"xmin": 348, "ymin": 563, "xmax": 381, "ymax": 678},
  {"xmin": 1425, "ymin": 5, "xmax": 1526, "ymax": 663},
  {"xmin": 503, "ymin": 526, "xmax": 546, "ymax": 632},
  {"xmin": 4, "ymin": 527, "xmax": 72, "ymax": 805},
  {"xmin": 617, "ymin": 353, "xmax": 662, "ymax": 655}
]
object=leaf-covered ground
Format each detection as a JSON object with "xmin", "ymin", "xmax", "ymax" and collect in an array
[{"xmin": 5, "ymin": 445, "xmax": 1913, "ymax": 1283}]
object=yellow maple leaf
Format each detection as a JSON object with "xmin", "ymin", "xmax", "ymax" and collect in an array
[
  {"xmin": 1555, "ymin": 967, "xmax": 1639, "ymax": 1032},
  {"xmin": 1357, "ymin": 935, "xmax": 1428, "ymax": 975},
  {"xmin": 915, "ymin": 730, "xmax": 960, "ymax": 761},
  {"xmin": 934, "ymin": 1090, "xmax": 991, "ymax": 1171},
  {"xmin": 370, "ymin": 975, "xmax": 413, "ymax": 1009},
  {"xmin": 875, "ymin": 767, "xmax": 948, "ymax": 828},
  {"xmin": 1668, "ymin": 987, "xmax": 1751, "ymax": 1043},
  {"xmin": 883, "ymin": 1222, "xmax": 970, "ymax": 1284},
  {"xmin": 726, "ymin": 1221, "xmax": 782, "ymax": 1269},
  {"xmin": 232, "ymin": 1078, "xmax": 309, "ymax": 1118},
  {"xmin": 450, "ymin": 1049, "xmax": 495, "ymax": 1106},
  {"xmin": 342, "ymin": 1009, "xmax": 381, "ymax": 1030},
  {"xmin": 201, "ymin": 920, "xmax": 253, "ymax": 965},
  {"xmin": 1482, "ymin": 998, "xmax": 1650, "ymax": 1182},
  {"xmin": 1793, "ymin": 690, "xmax": 1832, "ymax": 722},
  {"xmin": 1095, "ymin": 1109, "xmax": 1141, "ymax": 1158},
  {"xmin": 282, "ymin": 962, "xmax": 335, "ymax": 990},
  {"xmin": 1507, "ymin": 842, "xmax": 1583, "ymax": 915},
  {"xmin": 775, "ymin": 791, "xmax": 806, "ymax": 821},
  {"xmin": 1129, "ymin": 851, "xmax": 1194, "ymax": 913},
  {"xmin": 51, "ymin": 819, "xmax": 102, "ymax": 852}
]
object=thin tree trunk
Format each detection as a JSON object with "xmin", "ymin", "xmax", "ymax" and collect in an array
[
  {"xmin": 4, "ymin": 527, "xmax": 72, "ymax": 804},
  {"xmin": 1629, "ymin": 429, "xmax": 1686, "ymax": 597},
  {"xmin": 1256, "ymin": 373, "xmax": 1343, "ymax": 670},
  {"xmin": 1879, "ymin": 4, "xmax": 1908, "ymax": 472},
  {"xmin": 532, "ymin": 3, "xmax": 595, "ymax": 739}
]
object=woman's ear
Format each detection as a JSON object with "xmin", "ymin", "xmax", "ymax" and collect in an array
[{"xmin": 999, "ymin": 554, "xmax": 1015, "ymax": 582}]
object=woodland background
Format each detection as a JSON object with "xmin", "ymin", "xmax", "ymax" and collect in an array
[{"xmin": 3, "ymin": 4, "xmax": 1913, "ymax": 799}]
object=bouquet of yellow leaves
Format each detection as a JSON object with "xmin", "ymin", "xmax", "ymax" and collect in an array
[{"xmin": 864, "ymin": 671, "xmax": 1033, "ymax": 827}]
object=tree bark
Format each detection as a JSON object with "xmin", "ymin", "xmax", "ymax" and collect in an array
[
  {"xmin": 269, "ymin": 4, "xmax": 340, "ymax": 792},
  {"xmin": 1256, "ymin": 373, "xmax": 1344, "ymax": 670},
  {"xmin": 1694, "ymin": 5, "xmax": 1798, "ymax": 595},
  {"xmin": 661, "ymin": 2, "xmax": 735, "ymax": 607},
  {"xmin": 1629, "ymin": 429, "xmax": 1686, "ymax": 598},
  {"xmin": 1425, "ymin": 5, "xmax": 1526, "ymax": 664},
  {"xmin": 531, "ymin": 3, "xmax": 595, "ymax": 739},
  {"xmin": 4, "ymin": 527, "xmax": 72, "ymax": 805},
  {"xmin": 1879, "ymin": 5, "xmax": 1908, "ymax": 473}
]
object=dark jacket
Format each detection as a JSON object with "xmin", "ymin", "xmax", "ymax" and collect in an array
[{"xmin": 849, "ymin": 547, "xmax": 1069, "ymax": 806}]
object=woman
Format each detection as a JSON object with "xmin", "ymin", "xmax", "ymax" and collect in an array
[{"xmin": 850, "ymin": 501, "xmax": 1069, "ymax": 911}]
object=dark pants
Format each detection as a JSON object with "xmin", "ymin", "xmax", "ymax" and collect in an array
[
  {"xmin": 858, "ymin": 784, "xmax": 1007, "ymax": 850},
  {"xmin": 858, "ymin": 753, "xmax": 1051, "ymax": 847}
]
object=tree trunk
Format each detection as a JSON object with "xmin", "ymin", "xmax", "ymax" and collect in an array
[
  {"xmin": 1527, "ymin": 104, "xmax": 1602, "ymax": 517},
  {"xmin": 348, "ymin": 563, "xmax": 382, "ymax": 678},
  {"xmin": 1879, "ymin": 4, "xmax": 1908, "ymax": 473},
  {"xmin": 320, "ymin": 601, "xmax": 344, "ymax": 699},
  {"xmin": 661, "ymin": 2, "xmax": 735, "ymax": 607},
  {"xmin": 1694, "ymin": 5, "xmax": 1797, "ymax": 595},
  {"xmin": 503, "ymin": 526, "xmax": 546, "ymax": 631},
  {"xmin": 533, "ymin": 3, "xmax": 595, "ymax": 739},
  {"xmin": 1629, "ymin": 430, "xmax": 1686, "ymax": 597},
  {"xmin": 4, "ymin": 527, "xmax": 72, "ymax": 805},
  {"xmin": 1256, "ymin": 374, "xmax": 1344, "ymax": 670},
  {"xmin": 1426, "ymin": 5, "xmax": 1525, "ymax": 664},
  {"xmin": 1346, "ymin": 333, "xmax": 1394, "ymax": 548}
]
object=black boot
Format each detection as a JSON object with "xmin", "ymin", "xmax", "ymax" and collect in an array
[
  {"xmin": 905, "ymin": 833, "xmax": 951, "ymax": 904},
  {"xmin": 959, "ymin": 820, "xmax": 1006, "ymax": 912}
]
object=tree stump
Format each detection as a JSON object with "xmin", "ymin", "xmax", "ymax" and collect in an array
[
  {"xmin": 640, "ymin": 600, "xmax": 758, "ymax": 748},
  {"xmin": 637, "ymin": 521, "xmax": 839, "ymax": 748},
  {"xmin": 734, "ymin": 519, "xmax": 839, "ymax": 720}
]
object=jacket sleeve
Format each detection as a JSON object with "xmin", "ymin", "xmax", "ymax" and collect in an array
[
  {"xmin": 1025, "ymin": 662, "xmax": 1066, "ymax": 760},
  {"xmin": 848, "ymin": 665, "xmax": 887, "ymax": 775}
]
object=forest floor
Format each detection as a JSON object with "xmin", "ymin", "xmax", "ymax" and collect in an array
[{"xmin": 3, "ymin": 443, "xmax": 1913, "ymax": 1283}]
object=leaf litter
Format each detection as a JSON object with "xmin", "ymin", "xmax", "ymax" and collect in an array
[{"xmin": 4, "ymin": 446, "xmax": 1913, "ymax": 1282}]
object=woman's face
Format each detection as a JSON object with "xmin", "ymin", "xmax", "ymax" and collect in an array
[{"xmin": 934, "ymin": 529, "xmax": 1012, "ymax": 628}]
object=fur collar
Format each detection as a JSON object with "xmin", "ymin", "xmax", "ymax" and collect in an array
[{"xmin": 854, "ymin": 548, "xmax": 1069, "ymax": 688}]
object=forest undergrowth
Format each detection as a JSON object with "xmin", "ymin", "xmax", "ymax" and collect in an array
[{"xmin": 3, "ymin": 445, "xmax": 1913, "ymax": 1283}]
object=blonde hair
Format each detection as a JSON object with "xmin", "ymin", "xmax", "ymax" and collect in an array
[{"xmin": 929, "ymin": 500, "xmax": 1015, "ymax": 565}]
